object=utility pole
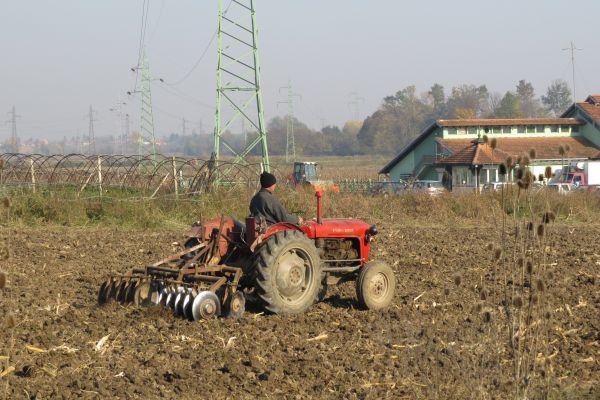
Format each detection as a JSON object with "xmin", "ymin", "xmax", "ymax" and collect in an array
[
  {"xmin": 182, "ymin": 117, "xmax": 187, "ymax": 135},
  {"xmin": 278, "ymin": 79, "xmax": 302, "ymax": 163},
  {"xmin": 213, "ymin": 0, "xmax": 270, "ymax": 171},
  {"xmin": 87, "ymin": 105, "xmax": 97, "ymax": 155},
  {"xmin": 348, "ymin": 92, "xmax": 365, "ymax": 120},
  {"xmin": 562, "ymin": 41, "xmax": 582, "ymax": 101},
  {"xmin": 5, "ymin": 106, "xmax": 20, "ymax": 153}
]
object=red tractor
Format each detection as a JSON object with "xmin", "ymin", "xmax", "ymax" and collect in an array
[{"xmin": 98, "ymin": 192, "xmax": 395, "ymax": 319}]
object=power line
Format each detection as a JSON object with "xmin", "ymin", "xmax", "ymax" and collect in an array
[{"xmin": 5, "ymin": 106, "xmax": 20, "ymax": 153}]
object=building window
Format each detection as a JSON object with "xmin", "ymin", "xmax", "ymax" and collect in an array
[
  {"xmin": 526, "ymin": 126, "xmax": 536, "ymax": 133},
  {"xmin": 536, "ymin": 125, "xmax": 545, "ymax": 133},
  {"xmin": 572, "ymin": 125, "xmax": 579, "ymax": 132},
  {"xmin": 560, "ymin": 125, "xmax": 571, "ymax": 133},
  {"xmin": 447, "ymin": 127, "xmax": 457, "ymax": 135},
  {"xmin": 550, "ymin": 125, "xmax": 559, "ymax": 133},
  {"xmin": 457, "ymin": 128, "xmax": 466, "ymax": 135},
  {"xmin": 492, "ymin": 127, "xmax": 501, "ymax": 134},
  {"xmin": 502, "ymin": 126, "xmax": 512, "ymax": 134},
  {"xmin": 467, "ymin": 127, "xmax": 478, "ymax": 135}
]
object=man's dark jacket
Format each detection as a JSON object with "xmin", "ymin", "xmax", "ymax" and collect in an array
[{"xmin": 249, "ymin": 189, "xmax": 299, "ymax": 225}]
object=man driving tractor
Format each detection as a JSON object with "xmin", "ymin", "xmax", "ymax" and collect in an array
[{"xmin": 250, "ymin": 172, "xmax": 303, "ymax": 226}]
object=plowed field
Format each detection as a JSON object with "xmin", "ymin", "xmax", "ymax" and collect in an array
[{"xmin": 1, "ymin": 224, "xmax": 599, "ymax": 399}]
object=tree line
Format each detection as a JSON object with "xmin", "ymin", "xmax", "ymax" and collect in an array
[{"xmin": 3, "ymin": 79, "xmax": 574, "ymax": 157}]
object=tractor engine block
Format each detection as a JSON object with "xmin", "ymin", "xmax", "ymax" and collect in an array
[{"xmin": 315, "ymin": 238, "xmax": 358, "ymax": 262}]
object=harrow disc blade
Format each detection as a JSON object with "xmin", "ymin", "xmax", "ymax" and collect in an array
[
  {"xmin": 174, "ymin": 290, "xmax": 187, "ymax": 317},
  {"xmin": 158, "ymin": 287, "xmax": 171, "ymax": 307},
  {"xmin": 97, "ymin": 280, "xmax": 110, "ymax": 305},
  {"xmin": 116, "ymin": 280, "xmax": 128, "ymax": 304},
  {"xmin": 134, "ymin": 282, "xmax": 152, "ymax": 306},
  {"xmin": 182, "ymin": 292, "xmax": 196, "ymax": 321},
  {"xmin": 225, "ymin": 291, "xmax": 246, "ymax": 320},
  {"xmin": 124, "ymin": 280, "xmax": 138, "ymax": 304},
  {"xmin": 166, "ymin": 289, "xmax": 177, "ymax": 310},
  {"xmin": 107, "ymin": 280, "xmax": 120, "ymax": 302},
  {"xmin": 192, "ymin": 291, "xmax": 221, "ymax": 321}
]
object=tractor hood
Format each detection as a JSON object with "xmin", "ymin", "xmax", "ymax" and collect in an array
[{"xmin": 301, "ymin": 218, "xmax": 373, "ymax": 239}]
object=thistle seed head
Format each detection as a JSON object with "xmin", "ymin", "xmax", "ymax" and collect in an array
[
  {"xmin": 522, "ymin": 156, "xmax": 530, "ymax": 166},
  {"xmin": 544, "ymin": 311, "xmax": 552, "ymax": 320},
  {"xmin": 538, "ymin": 174, "xmax": 545, "ymax": 182},
  {"xmin": 527, "ymin": 221, "xmax": 534, "ymax": 231},
  {"xmin": 531, "ymin": 294, "xmax": 539, "ymax": 305},
  {"xmin": 565, "ymin": 144, "xmax": 571, "ymax": 153},
  {"xmin": 0, "ymin": 270, "xmax": 5, "ymax": 289},
  {"xmin": 444, "ymin": 288, "xmax": 450, "ymax": 296},
  {"xmin": 529, "ymin": 149, "xmax": 537, "ymax": 160},
  {"xmin": 537, "ymin": 224, "xmax": 545, "ymax": 238},
  {"xmin": 536, "ymin": 279, "xmax": 545, "ymax": 292},
  {"xmin": 490, "ymin": 138, "xmax": 497, "ymax": 150},
  {"xmin": 482, "ymin": 134, "xmax": 489, "ymax": 144},
  {"xmin": 513, "ymin": 296, "xmax": 523, "ymax": 308},
  {"xmin": 516, "ymin": 168, "xmax": 524, "ymax": 180},
  {"xmin": 483, "ymin": 311, "xmax": 492, "ymax": 323},
  {"xmin": 499, "ymin": 163, "xmax": 507, "ymax": 175},
  {"xmin": 5, "ymin": 314, "xmax": 15, "ymax": 329},
  {"xmin": 545, "ymin": 166, "xmax": 553, "ymax": 179},
  {"xmin": 454, "ymin": 275, "xmax": 462, "ymax": 286},
  {"xmin": 517, "ymin": 257, "xmax": 524, "ymax": 268},
  {"xmin": 0, "ymin": 159, "xmax": 4, "ymax": 169},
  {"xmin": 1, "ymin": 197, "xmax": 9, "ymax": 208},
  {"xmin": 480, "ymin": 289, "xmax": 487, "ymax": 301},
  {"xmin": 526, "ymin": 261, "xmax": 533, "ymax": 274},
  {"xmin": 506, "ymin": 156, "xmax": 513, "ymax": 170},
  {"xmin": 542, "ymin": 211, "xmax": 556, "ymax": 224},
  {"xmin": 558, "ymin": 145, "xmax": 565, "ymax": 156},
  {"xmin": 494, "ymin": 248, "xmax": 502, "ymax": 260}
]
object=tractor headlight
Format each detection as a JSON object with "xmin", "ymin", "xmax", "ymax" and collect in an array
[{"xmin": 368, "ymin": 225, "xmax": 378, "ymax": 236}]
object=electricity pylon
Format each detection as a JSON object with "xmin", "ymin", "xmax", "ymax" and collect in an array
[
  {"xmin": 87, "ymin": 105, "xmax": 97, "ymax": 155},
  {"xmin": 278, "ymin": 79, "xmax": 301, "ymax": 163},
  {"xmin": 5, "ymin": 106, "xmax": 20, "ymax": 153},
  {"xmin": 213, "ymin": 0, "xmax": 270, "ymax": 172},
  {"xmin": 130, "ymin": 48, "xmax": 158, "ymax": 159}
]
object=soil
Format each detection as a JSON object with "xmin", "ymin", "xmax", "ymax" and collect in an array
[{"xmin": 0, "ymin": 223, "xmax": 598, "ymax": 399}]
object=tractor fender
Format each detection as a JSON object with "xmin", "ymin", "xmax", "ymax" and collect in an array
[{"xmin": 250, "ymin": 222, "xmax": 304, "ymax": 252}]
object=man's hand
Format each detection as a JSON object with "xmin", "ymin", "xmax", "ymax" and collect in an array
[{"xmin": 298, "ymin": 216, "xmax": 304, "ymax": 225}]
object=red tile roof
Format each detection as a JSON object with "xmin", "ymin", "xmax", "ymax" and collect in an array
[
  {"xmin": 574, "ymin": 96, "xmax": 600, "ymax": 126},
  {"xmin": 437, "ymin": 118, "xmax": 582, "ymax": 127},
  {"xmin": 436, "ymin": 136, "xmax": 600, "ymax": 165}
]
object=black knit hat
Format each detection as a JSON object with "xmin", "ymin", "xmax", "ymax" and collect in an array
[{"xmin": 260, "ymin": 172, "xmax": 277, "ymax": 188}]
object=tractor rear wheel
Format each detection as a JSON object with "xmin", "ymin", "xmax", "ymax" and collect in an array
[
  {"xmin": 356, "ymin": 261, "xmax": 395, "ymax": 310},
  {"xmin": 253, "ymin": 230, "xmax": 323, "ymax": 315}
]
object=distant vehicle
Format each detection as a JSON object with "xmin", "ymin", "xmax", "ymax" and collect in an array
[
  {"xmin": 546, "ymin": 182, "xmax": 573, "ymax": 195},
  {"xmin": 369, "ymin": 181, "xmax": 407, "ymax": 197},
  {"xmin": 482, "ymin": 182, "xmax": 513, "ymax": 192},
  {"xmin": 289, "ymin": 161, "xmax": 340, "ymax": 193},
  {"xmin": 557, "ymin": 161, "xmax": 600, "ymax": 189},
  {"xmin": 412, "ymin": 180, "xmax": 445, "ymax": 196}
]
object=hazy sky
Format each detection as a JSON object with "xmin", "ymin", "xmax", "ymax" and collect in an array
[{"xmin": 2, "ymin": 0, "xmax": 600, "ymax": 142}]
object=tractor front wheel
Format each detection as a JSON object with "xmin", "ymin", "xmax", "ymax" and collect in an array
[
  {"xmin": 356, "ymin": 261, "xmax": 395, "ymax": 310},
  {"xmin": 253, "ymin": 230, "xmax": 323, "ymax": 315}
]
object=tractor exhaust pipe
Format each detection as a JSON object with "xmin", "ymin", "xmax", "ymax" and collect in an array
[{"xmin": 315, "ymin": 191, "xmax": 323, "ymax": 224}]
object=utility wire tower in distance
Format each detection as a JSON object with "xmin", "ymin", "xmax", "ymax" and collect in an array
[
  {"xmin": 213, "ymin": 0, "xmax": 270, "ymax": 172},
  {"xmin": 278, "ymin": 79, "xmax": 301, "ymax": 163},
  {"xmin": 562, "ymin": 41, "xmax": 583, "ymax": 101},
  {"xmin": 87, "ymin": 105, "xmax": 97, "ymax": 155},
  {"xmin": 129, "ymin": 48, "xmax": 159, "ymax": 160},
  {"xmin": 348, "ymin": 92, "xmax": 366, "ymax": 120},
  {"xmin": 5, "ymin": 106, "xmax": 20, "ymax": 153}
]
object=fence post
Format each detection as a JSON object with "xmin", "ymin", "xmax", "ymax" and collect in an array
[
  {"xmin": 172, "ymin": 156, "xmax": 179, "ymax": 199},
  {"xmin": 97, "ymin": 156, "xmax": 103, "ymax": 196},
  {"xmin": 30, "ymin": 158, "xmax": 36, "ymax": 193}
]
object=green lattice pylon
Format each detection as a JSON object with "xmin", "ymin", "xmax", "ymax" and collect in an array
[
  {"xmin": 137, "ymin": 48, "xmax": 157, "ymax": 160},
  {"xmin": 213, "ymin": 0, "xmax": 270, "ymax": 172}
]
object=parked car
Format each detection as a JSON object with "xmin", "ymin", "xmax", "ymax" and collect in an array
[
  {"xmin": 546, "ymin": 183, "xmax": 573, "ymax": 195},
  {"xmin": 412, "ymin": 180, "xmax": 446, "ymax": 196},
  {"xmin": 482, "ymin": 182, "xmax": 512, "ymax": 192},
  {"xmin": 369, "ymin": 181, "xmax": 407, "ymax": 197}
]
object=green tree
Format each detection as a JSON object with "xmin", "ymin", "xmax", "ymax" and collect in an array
[
  {"xmin": 542, "ymin": 79, "xmax": 572, "ymax": 116},
  {"xmin": 516, "ymin": 79, "xmax": 543, "ymax": 117},
  {"xmin": 447, "ymin": 84, "xmax": 490, "ymax": 119},
  {"xmin": 495, "ymin": 91, "xmax": 523, "ymax": 118}
]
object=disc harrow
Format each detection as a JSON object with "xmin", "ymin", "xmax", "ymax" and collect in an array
[{"xmin": 98, "ymin": 223, "xmax": 245, "ymax": 320}]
